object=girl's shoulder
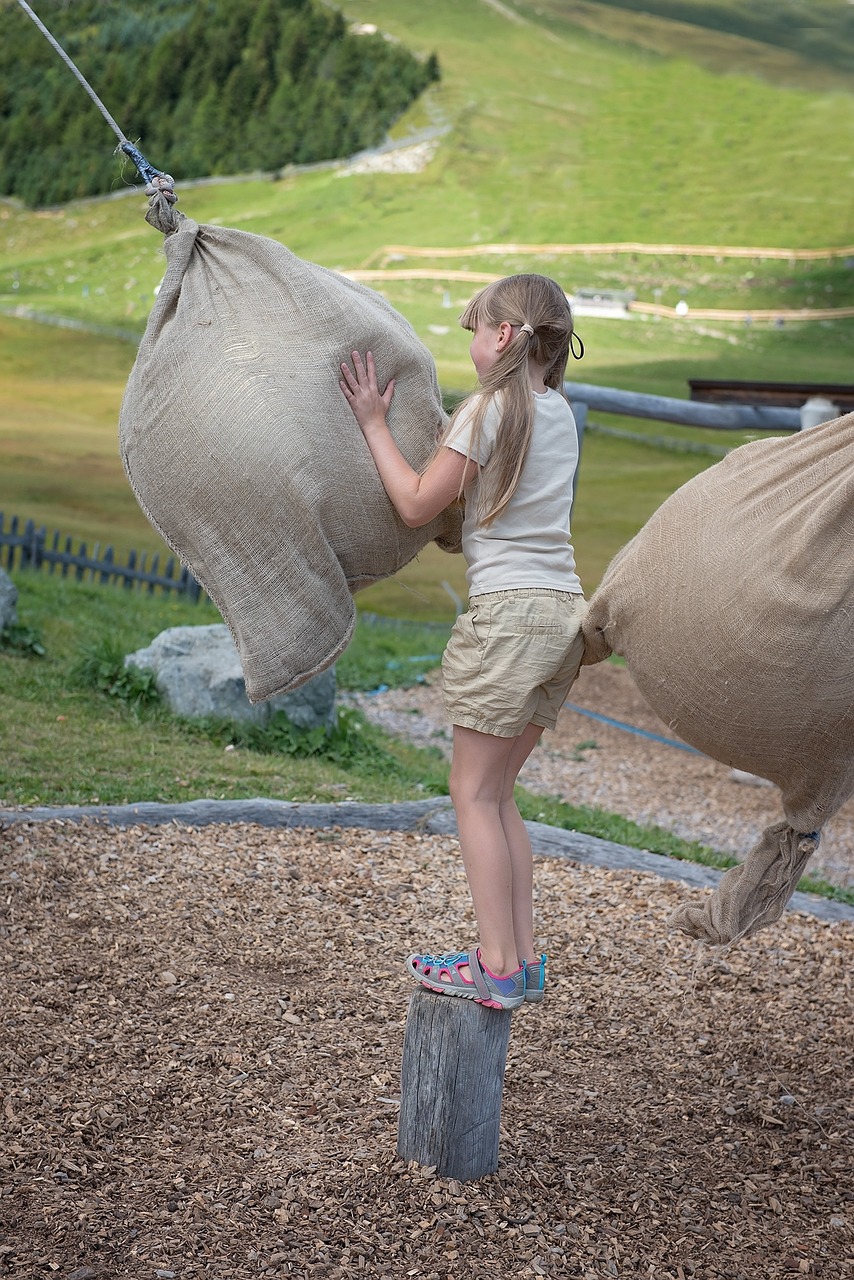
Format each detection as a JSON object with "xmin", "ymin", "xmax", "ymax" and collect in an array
[
  {"xmin": 456, "ymin": 387, "xmax": 501, "ymax": 414},
  {"xmin": 533, "ymin": 386, "xmax": 574, "ymax": 420},
  {"xmin": 448, "ymin": 389, "xmax": 502, "ymax": 434},
  {"xmin": 444, "ymin": 390, "xmax": 503, "ymax": 463}
]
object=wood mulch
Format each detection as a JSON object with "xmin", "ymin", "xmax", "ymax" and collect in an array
[{"xmin": 1, "ymin": 819, "xmax": 852, "ymax": 1278}]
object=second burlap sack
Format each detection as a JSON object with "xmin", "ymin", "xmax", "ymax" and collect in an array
[
  {"xmin": 582, "ymin": 412, "xmax": 854, "ymax": 944},
  {"xmin": 119, "ymin": 199, "xmax": 461, "ymax": 702}
]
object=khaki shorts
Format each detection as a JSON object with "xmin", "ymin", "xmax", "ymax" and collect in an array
[{"xmin": 441, "ymin": 589, "xmax": 587, "ymax": 737}]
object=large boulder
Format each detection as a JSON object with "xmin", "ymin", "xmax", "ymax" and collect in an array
[
  {"xmin": 125, "ymin": 625, "xmax": 335, "ymax": 728},
  {"xmin": 0, "ymin": 568, "xmax": 18, "ymax": 631}
]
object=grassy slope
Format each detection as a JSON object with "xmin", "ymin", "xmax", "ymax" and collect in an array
[
  {"xmin": 524, "ymin": 0, "xmax": 854, "ymax": 90},
  {"xmin": 3, "ymin": 1, "xmax": 853, "ymax": 273},
  {"xmin": 566, "ymin": 0, "xmax": 854, "ymax": 83},
  {"xmin": 0, "ymin": 573, "xmax": 442, "ymax": 808},
  {"xmin": 0, "ymin": 317, "xmax": 146, "ymax": 549},
  {"xmin": 1, "ymin": 0, "xmax": 853, "ymax": 609}
]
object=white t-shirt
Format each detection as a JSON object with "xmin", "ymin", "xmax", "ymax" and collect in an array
[{"xmin": 445, "ymin": 388, "xmax": 583, "ymax": 596}]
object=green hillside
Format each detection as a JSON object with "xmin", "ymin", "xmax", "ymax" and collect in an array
[
  {"xmin": 580, "ymin": 0, "xmax": 854, "ymax": 78},
  {"xmin": 2, "ymin": 0, "xmax": 853, "ymax": 609}
]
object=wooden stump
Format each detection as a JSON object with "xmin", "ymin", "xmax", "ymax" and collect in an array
[{"xmin": 397, "ymin": 987, "xmax": 512, "ymax": 1182}]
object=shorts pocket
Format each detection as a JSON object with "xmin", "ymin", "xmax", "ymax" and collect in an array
[
  {"xmin": 464, "ymin": 600, "xmax": 490, "ymax": 647},
  {"xmin": 498, "ymin": 595, "xmax": 563, "ymax": 634}
]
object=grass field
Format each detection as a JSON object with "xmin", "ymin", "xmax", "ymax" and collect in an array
[
  {"xmin": 3, "ymin": 0, "xmax": 854, "ymax": 311},
  {"xmin": 2, "ymin": 0, "xmax": 853, "ymax": 612}
]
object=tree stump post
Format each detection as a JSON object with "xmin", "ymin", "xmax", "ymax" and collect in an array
[{"xmin": 397, "ymin": 988, "xmax": 513, "ymax": 1181}]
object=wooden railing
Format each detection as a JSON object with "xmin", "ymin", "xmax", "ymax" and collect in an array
[
  {"xmin": 0, "ymin": 513, "xmax": 203, "ymax": 601},
  {"xmin": 564, "ymin": 381, "xmax": 803, "ymax": 435}
]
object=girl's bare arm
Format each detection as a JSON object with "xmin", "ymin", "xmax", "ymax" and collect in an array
[{"xmin": 340, "ymin": 350, "xmax": 477, "ymax": 528}]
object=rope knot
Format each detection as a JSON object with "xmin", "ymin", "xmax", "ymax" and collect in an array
[{"xmin": 145, "ymin": 173, "xmax": 178, "ymax": 204}]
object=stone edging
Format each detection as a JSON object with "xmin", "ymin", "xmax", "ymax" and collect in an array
[{"xmin": 1, "ymin": 797, "xmax": 851, "ymax": 925}]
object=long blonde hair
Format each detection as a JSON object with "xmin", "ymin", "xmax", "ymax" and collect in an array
[{"xmin": 444, "ymin": 274, "xmax": 577, "ymax": 527}]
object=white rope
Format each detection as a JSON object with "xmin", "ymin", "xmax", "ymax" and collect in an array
[{"xmin": 16, "ymin": 0, "xmax": 129, "ymax": 147}]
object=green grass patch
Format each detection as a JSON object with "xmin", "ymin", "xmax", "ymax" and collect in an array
[
  {"xmin": 0, "ymin": 619, "xmax": 46, "ymax": 658},
  {"xmin": 564, "ymin": 0, "xmax": 854, "ymax": 84},
  {"xmin": 70, "ymin": 633, "xmax": 449, "ymax": 787},
  {"xmin": 72, "ymin": 637, "xmax": 162, "ymax": 710},
  {"xmin": 336, "ymin": 614, "xmax": 451, "ymax": 690},
  {"xmin": 0, "ymin": 572, "xmax": 451, "ymax": 808}
]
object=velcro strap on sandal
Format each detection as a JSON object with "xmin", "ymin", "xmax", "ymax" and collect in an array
[{"xmin": 467, "ymin": 949, "xmax": 492, "ymax": 1002}]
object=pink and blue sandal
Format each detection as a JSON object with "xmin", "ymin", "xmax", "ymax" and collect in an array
[
  {"xmin": 523, "ymin": 953, "xmax": 547, "ymax": 1003},
  {"xmin": 406, "ymin": 948, "xmax": 525, "ymax": 1011}
]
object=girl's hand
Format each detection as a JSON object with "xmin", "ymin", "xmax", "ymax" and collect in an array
[{"xmin": 339, "ymin": 351, "xmax": 395, "ymax": 436}]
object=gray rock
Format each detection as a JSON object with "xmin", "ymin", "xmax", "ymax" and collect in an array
[
  {"xmin": 0, "ymin": 568, "xmax": 18, "ymax": 630},
  {"xmin": 125, "ymin": 624, "xmax": 335, "ymax": 728}
]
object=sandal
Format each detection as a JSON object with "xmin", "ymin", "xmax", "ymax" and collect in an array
[
  {"xmin": 523, "ymin": 954, "xmax": 547, "ymax": 1003},
  {"xmin": 407, "ymin": 948, "xmax": 525, "ymax": 1011}
]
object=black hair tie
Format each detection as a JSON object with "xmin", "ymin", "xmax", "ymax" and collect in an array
[{"xmin": 569, "ymin": 332, "xmax": 584, "ymax": 360}]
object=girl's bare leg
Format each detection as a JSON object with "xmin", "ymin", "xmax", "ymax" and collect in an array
[
  {"xmin": 448, "ymin": 722, "xmax": 544, "ymax": 976},
  {"xmin": 498, "ymin": 722, "xmax": 545, "ymax": 962}
]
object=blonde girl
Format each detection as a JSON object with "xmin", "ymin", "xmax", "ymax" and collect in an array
[{"xmin": 340, "ymin": 274, "xmax": 585, "ymax": 1011}]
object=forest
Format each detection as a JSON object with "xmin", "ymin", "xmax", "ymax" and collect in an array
[{"xmin": 1, "ymin": 0, "xmax": 440, "ymax": 206}]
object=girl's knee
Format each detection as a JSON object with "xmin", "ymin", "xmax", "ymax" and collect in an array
[{"xmin": 450, "ymin": 766, "xmax": 501, "ymax": 810}]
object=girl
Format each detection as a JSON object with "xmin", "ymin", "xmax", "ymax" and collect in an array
[{"xmin": 340, "ymin": 273, "xmax": 585, "ymax": 1011}]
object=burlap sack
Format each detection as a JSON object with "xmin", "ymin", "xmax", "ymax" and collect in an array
[
  {"xmin": 582, "ymin": 412, "xmax": 854, "ymax": 943},
  {"xmin": 119, "ymin": 197, "xmax": 461, "ymax": 702}
]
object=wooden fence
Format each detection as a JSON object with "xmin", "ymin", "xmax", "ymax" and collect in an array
[
  {"xmin": 564, "ymin": 381, "xmax": 804, "ymax": 434},
  {"xmin": 0, "ymin": 513, "xmax": 203, "ymax": 601}
]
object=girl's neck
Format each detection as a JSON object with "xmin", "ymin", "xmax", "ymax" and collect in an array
[{"xmin": 528, "ymin": 357, "xmax": 548, "ymax": 395}]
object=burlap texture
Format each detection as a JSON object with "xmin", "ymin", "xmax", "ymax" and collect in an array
[
  {"xmin": 120, "ymin": 202, "xmax": 461, "ymax": 702},
  {"xmin": 582, "ymin": 412, "xmax": 854, "ymax": 942},
  {"xmin": 670, "ymin": 822, "xmax": 820, "ymax": 944}
]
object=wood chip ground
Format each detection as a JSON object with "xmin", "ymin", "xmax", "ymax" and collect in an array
[{"xmin": 1, "ymin": 817, "xmax": 851, "ymax": 1278}]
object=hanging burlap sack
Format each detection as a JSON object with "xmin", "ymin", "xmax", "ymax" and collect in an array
[
  {"xmin": 582, "ymin": 412, "xmax": 854, "ymax": 944},
  {"xmin": 119, "ymin": 193, "xmax": 461, "ymax": 702}
]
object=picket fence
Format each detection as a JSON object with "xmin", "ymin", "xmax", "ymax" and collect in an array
[{"xmin": 0, "ymin": 513, "xmax": 203, "ymax": 601}]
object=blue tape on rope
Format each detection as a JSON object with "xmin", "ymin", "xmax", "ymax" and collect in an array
[
  {"xmin": 120, "ymin": 141, "xmax": 165, "ymax": 185},
  {"xmin": 562, "ymin": 702, "xmax": 705, "ymax": 755}
]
